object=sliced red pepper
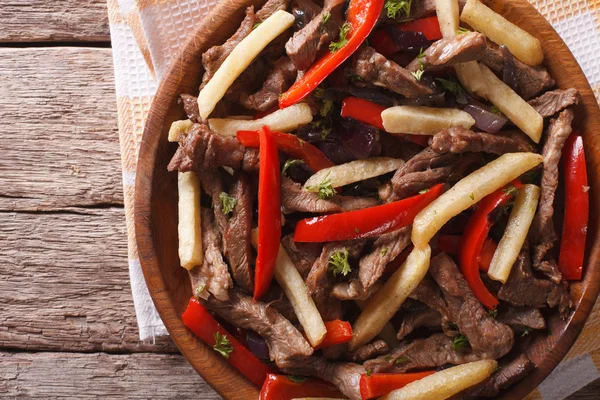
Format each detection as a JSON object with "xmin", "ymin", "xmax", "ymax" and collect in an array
[
  {"xmin": 260, "ymin": 374, "xmax": 345, "ymax": 400},
  {"xmin": 398, "ymin": 16, "xmax": 443, "ymax": 41},
  {"xmin": 294, "ymin": 184, "xmax": 444, "ymax": 242},
  {"xmin": 314, "ymin": 320, "xmax": 353, "ymax": 349},
  {"xmin": 279, "ymin": 0, "xmax": 384, "ymax": 108},
  {"xmin": 237, "ymin": 129, "xmax": 334, "ymax": 172},
  {"xmin": 255, "ymin": 126, "xmax": 282, "ymax": 300},
  {"xmin": 559, "ymin": 133, "xmax": 589, "ymax": 280},
  {"xmin": 340, "ymin": 97, "xmax": 429, "ymax": 147},
  {"xmin": 369, "ymin": 29, "xmax": 397, "ymax": 57},
  {"xmin": 359, "ymin": 371, "xmax": 436, "ymax": 399},
  {"xmin": 383, "ymin": 244, "xmax": 414, "ymax": 277},
  {"xmin": 459, "ymin": 180, "xmax": 522, "ymax": 309},
  {"xmin": 182, "ymin": 298, "xmax": 275, "ymax": 386},
  {"xmin": 434, "ymin": 235, "xmax": 496, "ymax": 271},
  {"xmin": 478, "ymin": 238, "xmax": 498, "ymax": 272}
]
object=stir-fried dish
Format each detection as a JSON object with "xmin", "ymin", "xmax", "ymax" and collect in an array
[{"xmin": 167, "ymin": 0, "xmax": 589, "ymax": 398}]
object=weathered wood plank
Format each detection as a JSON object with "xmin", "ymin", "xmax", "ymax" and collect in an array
[
  {"xmin": 0, "ymin": 209, "xmax": 175, "ymax": 352},
  {"xmin": 0, "ymin": 47, "xmax": 123, "ymax": 211},
  {"xmin": 568, "ymin": 379, "xmax": 600, "ymax": 400},
  {"xmin": 0, "ymin": 1, "xmax": 110, "ymax": 43},
  {"xmin": 0, "ymin": 351, "xmax": 219, "ymax": 399}
]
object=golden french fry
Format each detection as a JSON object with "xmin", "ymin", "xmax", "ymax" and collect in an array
[
  {"xmin": 198, "ymin": 10, "xmax": 295, "ymax": 119},
  {"xmin": 355, "ymin": 300, "xmax": 400, "ymax": 349},
  {"xmin": 412, "ymin": 153, "xmax": 544, "ymax": 249},
  {"xmin": 168, "ymin": 119, "xmax": 194, "ymax": 142},
  {"xmin": 436, "ymin": 0, "xmax": 460, "ymax": 38},
  {"xmin": 178, "ymin": 171, "xmax": 203, "ymax": 270},
  {"xmin": 454, "ymin": 62, "xmax": 488, "ymax": 99},
  {"xmin": 488, "ymin": 184, "xmax": 541, "ymax": 283},
  {"xmin": 349, "ymin": 246, "xmax": 431, "ymax": 350},
  {"xmin": 381, "ymin": 106, "xmax": 475, "ymax": 135}
]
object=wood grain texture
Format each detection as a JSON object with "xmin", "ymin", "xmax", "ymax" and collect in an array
[
  {"xmin": 567, "ymin": 378, "xmax": 600, "ymax": 399},
  {"xmin": 0, "ymin": 209, "xmax": 175, "ymax": 353},
  {"xmin": 135, "ymin": 0, "xmax": 600, "ymax": 399},
  {"xmin": 0, "ymin": 351, "xmax": 219, "ymax": 399},
  {"xmin": 0, "ymin": 1, "xmax": 110, "ymax": 43},
  {"xmin": 0, "ymin": 47, "xmax": 123, "ymax": 211}
]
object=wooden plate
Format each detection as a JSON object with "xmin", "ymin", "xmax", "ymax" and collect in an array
[{"xmin": 135, "ymin": 0, "xmax": 600, "ymax": 398}]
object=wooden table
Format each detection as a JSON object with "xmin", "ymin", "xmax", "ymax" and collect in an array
[{"xmin": 0, "ymin": 1, "xmax": 597, "ymax": 398}]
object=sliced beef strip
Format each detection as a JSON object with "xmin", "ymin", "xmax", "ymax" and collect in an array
[
  {"xmin": 243, "ymin": 147, "xmax": 260, "ymax": 172},
  {"xmin": 365, "ymin": 333, "xmax": 481, "ymax": 373},
  {"xmin": 407, "ymin": 32, "xmax": 486, "ymax": 72},
  {"xmin": 281, "ymin": 234, "xmax": 322, "ymax": 279},
  {"xmin": 188, "ymin": 208, "xmax": 233, "ymax": 301},
  {"xmin": 430, "ymin": 253, "xmax": 515, "ymax": 359},
  {"xmin": 331, "ymin": 279, "xmax": 380, "ymax": 301},
  {"xmin": 458, "ymin": 354, "xmax": 534, "ymax": 399},
  {"xmin": 498, "ymin": 245, "xmax": 571, "ymax": 317},
  {"xmin": 262, "ymin": 285, "xmax": 298, "ymax": 323},
  {"xmin": 197, "ymin": 169, "xmax": 229, "ymax": 233},
  {"xmin": 223, "ymin": 172, "xmax": 254, "ymax": 292},
  {"xmin": 352, "ymin": 46, "xmax": 434, "ymax": 98},
  {"xmin": 241, "ymin": 56, "xmax": 298, "ymax": 111},
  {"xmin": 408, "ymin": 0, "xmax": 466, "ymax": 19},
  {"xmin": 223, "ymin": 57, "xmax": 270, "ymax": 105},
  {"xmin": 531, "ymin": 109, "xmax": 574, "ymax": 283},
  {"xmin": 409, "ymin": 277, "xmax": 452, "ymax": 321},
  {"xmin": 179, "ymin": 94, "xmax": 201, "ymax": 122},
  {"xmin": 528, "ymin": 88, "xmax": 580, "ymax": 118},
  {"xmin": 285, "ymin": 0, "xmax": 345, "ymax": 71},
  {"xmin": 429, "ymin": 127, "xmax": 535, "ymax": 155},
  {"xmin": 255, "ymin": 0, "xmax": 291, "ymax": 21},
  {"xmin": 480, "ymin": 42, "xmax": 555, "ymax": 99},
  {"xmin": 205, "ymin": 288, "xmax": 313, "ymax": 367},
  {"xmin": 337, "ymin": 195, "xmax": 380, "ymax": 211},
  {"xmin": 349, "ymin": 340, "xmax": 389, "ymax": 362},
  {"xmin": 498, "ymin": 307, "xmax": 546, "ymax": 333},
  {"xmin": 397, "ymin": 300, "xmax": 443, "ymax": 340}
]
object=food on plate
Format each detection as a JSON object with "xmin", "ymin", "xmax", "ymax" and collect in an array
[{"xmin": 167, "ymin": 0, "xmax": 587, "ymax": 397}]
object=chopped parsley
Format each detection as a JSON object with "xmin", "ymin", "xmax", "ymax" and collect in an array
[
  {"xmin": 380, "ymin": 248, "xmax": 389, "ymax": 257},
  {"xmin": 502, "ymin": 184, "xmax": 520, "ymax": 197},
  {"xmin": 547, "ymin": 328, "xmax": 553, "ymax": 337},
  {"xmin": 322, "ymin": 12, "xmax": 331, "ymax": 24},
  {"xmin": 456, "ymin": 26, "xmax": 471, "ymax": 34},
  {"xmin": 365, "ymin": 369, "xmax": 372, "ymax": 377},
  {"xmin": 310, "ymin": 120, "xmax": 332, "ymax": 140},
  {"xmin": 306, "ymin": 174, "xmax": 336, "ymax": 199},
  {"xmin": 219, "ymin": 192, "xmax": 237, "ymax": 217},
  {"xmin": 282, "ymin": 159, "xmax": 304, "ymax": 176},
  {"xmin": 252, "ymin": 22, "xmax": 262, "ymax": 30},
  {"xmin": 194, "ymin": 284, "xmax": 206, "ymax": 298},
  {"xmin": 411, "ymin": 69, "xmax": 424, "ymax": 81},
  {"xmin": 490, "ymin": 105, "xmax": 502, "ymax": 115},
  {"xmin": 288, "ymin": 376, "xmax": 308, "ymax": 383},
  {"xmin": 446, "ymin": 322, "xmax": 459, "ymax": 332},
  {"xmin": 411, "ymin": 47, "xmax": 426, "ymax": 81},
  {"xmin": 469, "ymin": 192, "xmax": 475, "ymax": 200},
  {"xmin": 452, "ymin": 334, "xmax": 470, "ymax": 350},
  {"xmin": 355, "ymin": 228, "xmax": 360, "ymax": 234},
  {"xmin": 395, "ymin": 356, "xmax": 410, "ymax": 365},
  {"xmin": 521, "ymin": 328, "xmax": 532, "ymax": 337},
  {"xmin": 329, "ymin": 23, "xmax": 351, "ymax": 52},
  {"xmin": 436, "ymin": 78, "xmax": 467, "ymax": 99},
  {"xmin": 418, "ymin": 188, "xmax": 430, "ymax": 194},
  {"xmin": 213, "ymin": 332, "xmax": 234, "ymax": 358},
  {"xmin": 488, "ymin": 309, "xmax": 498, "ymax": 319},
  {"xmin": 329, "ymin": 249, "xmax": 352, "ymax": 277},
  {"xmin": 384, "ymin": 0, "xmax": 412, "ymax": 20}
]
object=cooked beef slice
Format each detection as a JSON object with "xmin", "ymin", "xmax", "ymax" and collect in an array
[
  {"xmin": 528, "ymin": 88, "xmax": 580, "ymax": 118},
  {"xmin": 223, "ymin": 172, "xmax": 254, "ymax": 292},
  {"xmin": 352, "ymin": 46, "xmax": 434, "ymax": 98},
  {"xmin": 350, "ymin": 340, "xmax": 389, "ymax": 362},
  {"xmin": 429, "ymin": 127, "xmax": 535, "ymax": 155},
  {"xmin": 364, "ymin": 333, "xmax": 481, "ymax": 373},
  {"xmin": 188, "ymin": 208, "xmax": 233, "ymax": 301},
  {"xmin": 358, "ymin": 226, "xmax": 412, "ymax": 290},
  {"xmin": 407, "ymin": 32, "xmax": 486, "ymax": 72},
  {"xmin": 397, "ymin": 300, "xmax": 443, "ymax": 340},
  {"xmin": 196, "ymin": 169, "xmax": 229, "ymax": 233},
  {"xmin": 224, "ymin": 57, "xmax": 270, "ymax": 105},
  {"xmin": 292, "ymin": 0, "xmax": 322, "ymax": 28},
  {"xmin": 241, "ymin": 56, "xmax": 297, "ymax": 111},
  {"xmin": 531, "ymin": 109, "xmax": 574, "ymax": 283},
  {"xmin": 179, "ymin": 94, "xmax": 201, "ymax": 122},
  {"xmin": 480, "ymin": 42, "xmax": 555, "ymax": 99},
  {"xmin": 256, "ymin": 0, "xmax": 291, "ymax": 21},
  {"xmin": 407, "ymin": 0, "xmax": 466, "ymax": 19},
  {"xmin": 498, "ymin": 307, "xmax": 546, "ymax": 333},
  {"xmin": 281, "ymin": 234, "xmax": 322, "ymax": 279},
  {"xmin": 201, "ymin": 7, "xmax": 255, "ymax": 89},
  {"xmin": 429, "ymin": 253, "xmax": 514, "ymax": 359},
  {"xmin": 285, "ymin": 0, "xmax": 345, "ymax": 71},
  {"xmin": 458, "ymin": 354, "xmax": 533, "ymax": 399},
  {"xmin": 337, "ymin": 195, "xmax": 380, "ymax": 211},
  {"xmin": 205, "ymin": 289, "xmax": 313, "ymax": 367},
  {"xmin": 331, "ymin": 279, "xmax": 380, "ymax": 301},
  {"xmin": 243, "ymin": 147, "xmax": 260, "ymax": 171},
  {"xmin": 498, "ymin": 246, "xmax": 571, "ymax": 317},
  {"xmin": 409, "ymin": 278, "xmax": 452, "ymax": 321}
]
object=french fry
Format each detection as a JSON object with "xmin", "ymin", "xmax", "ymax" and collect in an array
[
  {"xmin": 197, "ymin": 10, "xmax": 295, "ymax": 119},
  {"xmin": 349, "ymin": 246, "xmax": 431, "ymax": 350},
  {"xmin": 488, "ymin": 184, "xmax": 541, "ymax": 283},
  {"xmin": 304, "ymin": 158, "xmax": 404, "ymax": 192},
  {"xmin": 454, "ymin": 62, "xmax": 488, "ymax": 99},
  {"xmin": 381, "ymin": 360, "xmax": 497, "ymax": 400},
  {"xmin": 355, "ymin": 300, "xmax": 400, "ymax": 349},
  {"xmin": 436, "ymin": 0, "xmax": 460, "ymax": 38},
  {"xmin": 208, "ymin": 103, "xmax": 313, "ymax": 137},
  {"xmin": 168, "ymin": 119, "xmax": 194, "ymax": 142},
  {"xmin": 252, "ymin": 230, "xmax": 327, "ymax": 347},
  {"xmin": 460, "ymin": 0, "xmax": 543, "ymax": 66},
  {"xmin": 178, "ymin": 171, "xmax": 203, "ymax": 270},
  {"xmin": 479, "ymin": 64, "xmax": 543, "ymax": 143},
  {"xmin": 412, "ymin": 153, "xmax": 544, "ymax": 249},
  {"xmin": 381, "ymin": 106, "xmax": 475, "ymax": 135}
]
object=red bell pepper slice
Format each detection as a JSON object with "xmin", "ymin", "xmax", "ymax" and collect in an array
[
  {"xmin": 294, "ymin": 184, "xmax": 444, "ymax": 242},
  {"xmin": 237, "ymin": 129, "xmax": 334, "ymax": 172},
  {"xmin": 314, "ymin": 320, "xmax": 353, "ymax": 349},
  {"xmin": 359, "ymin": 371, "xmax": 436, "ymax": 399},
  {"xmin": 260, "ymin": 374, "xmax": 345, "ymax": 400},
  {"xmin": 340, "ymin": 97, "xmax": 429, "ymax": 147},
  {"xmin": 435, "ymin": 235, "xmax": 496, "ymax": 271},
  {"xmin": 182, "ymin": 298, "xmax": 275, "ymax": 386},
  {"xmin": 255, "ymin": 126, "xmax": 282, "ymax": 300},
  {"xmin": 435, "ymin": 234, "xmax": 461, "ymax": 255},
  {"xmin": 559, "ymin": 133, "xmax": 589, "ymax": 280},
  {"xmin": 383, "ymin": 244, "xmax": 414, "ymax": 276},
  {"xmin": 459, "ymin": 180, "xmax": 522, "ymax": 310},
  {"xmin": 398, "ymin": 16, "xmax": 443, "ymax": 41},
  {"xmin": 279, "ymin": 0, "xmax": 384, "ymax": 108},
  {"xmin": 478, "ymin": 238, "xmax": 498, "ymax": 272},
  {"xmin": 369, "ymin": 29, "xmax": 397, "ymax": 57}
]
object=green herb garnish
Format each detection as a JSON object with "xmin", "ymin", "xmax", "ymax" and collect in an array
[
  {"xmin": 521, "ymin": 328, "xmax": 532, "ymax": 337},
  {"xmin": 502, "ymin": 184, "xmax": 520, "ymax": 197},
  {"xmin": 436, "ymin": 78, "xmax": 467, "ymax": 99},
  {"xmin": 411, "ymin": 69, "xmax": 424, "ymax": 81},
  {"xmin": 329, "ymin": 249, "xmax": 352, "ymax": 277},
  {"xmin": 456, "ymin": 26, "xmax": 471, "ymax": 34},
  {"xmin": 329, "ymin": 23, "xmax": 351, "ymax": 52},
  {"xmin": 213, "ymin": 332, "xmax": 234, "ymax": 358},
  {"xmin": 469, "ymin": 192, "xmax": 475, "ymax": 200},
  {"xmin": 306, "ymin": 174, "xmax": 336, "ymax": 199},
  {"xmin": 395, "ymin": 356, "xmax": 410, "ymax": 365},
  {"xmin": 288, "ymin": 376, "xmax": 308, "ymax": 383},
  {"xmin": 384, "ymin": 0, "xmax": 412, "ymax": 19},
  {"xmin": 452, "ymin": 334, "xmax": 470, "ymax": 350},
  {"xmin": 282, "ymin": 159, "xmax": 304, "ymax": 176},
  {"xmin": 219, "ymin": 192, "xmax": 237, "ymax": 217},
  {"xmin": 322, "ymin": 12, "xmax": 331, "ymax": 24},
  {"xmin": 490, "ymin": 105, "xmax": 501, "ymax": 115},
  {"xmin": 488, "ymin": 309, "xmax": 498, "ymax": 319},
  {"xmin": 380, "ymin": 248, "xmax": 389, "ymax": 257}
]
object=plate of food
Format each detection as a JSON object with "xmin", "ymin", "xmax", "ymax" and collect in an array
[{"xmin": 134, "ymin": 0, "xmax": 600, "ymax": 398}]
